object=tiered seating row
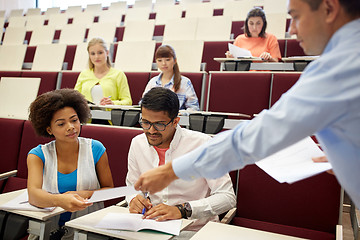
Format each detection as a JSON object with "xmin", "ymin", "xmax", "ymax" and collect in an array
[{"xmin": 0, "ymin": 70, "xmax": 301, "ymax": 115}]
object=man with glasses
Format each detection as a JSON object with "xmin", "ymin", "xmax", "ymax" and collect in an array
[{"xmin": 125, "ymin": 87, "xmax": 235, "ymax": 236}]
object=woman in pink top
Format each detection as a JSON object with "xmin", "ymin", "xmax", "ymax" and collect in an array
[{"xmin": 226, "ymin": 7, "xmax": 281, "ymax": 62}]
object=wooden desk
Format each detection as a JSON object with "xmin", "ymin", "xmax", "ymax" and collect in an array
[
  {"xmin": 0, "ymin": 189, "xmax": 65, "ymax": 240},
  {"xmin": 190, "ymin": 222, "xmax": 306, "ymax": 240},
  {"xmin": 214, "ymin": 58, "xmax": 294, "ymax": 71},
  {"xmin": 66, "ymin": 206, "xmax": 193, "ymax": 240}
]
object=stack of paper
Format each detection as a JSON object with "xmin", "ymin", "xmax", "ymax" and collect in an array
[
  {"xmin": 255, "ymin": 137, "xmax": 332, "ymax": 184},
  {"xmin": 89, "ymin": 186, "xmax": 140, "ymax": 203},
  {"xmin": 95, "ymin": 213, "xmax": 182, "ymax": 236},
  {"xmin": 228, "ymin": 43, "xmax": 253, "ymax": 58}
]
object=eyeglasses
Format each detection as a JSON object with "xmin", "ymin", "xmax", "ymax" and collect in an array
[{"xmin": 139, "ymin": 118, "xmax": 173, "ymax": 131}]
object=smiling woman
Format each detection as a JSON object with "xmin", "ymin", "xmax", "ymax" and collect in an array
[{"xmin": 26, "ymin": 89, "xmax": 114, "ymax": 239}]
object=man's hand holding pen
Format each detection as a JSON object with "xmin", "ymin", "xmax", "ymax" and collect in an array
[{"xmin": 129, "ymin": 192, "xmax": 152, "ymax": 216}]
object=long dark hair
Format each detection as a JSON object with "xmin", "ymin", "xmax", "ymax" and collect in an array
[
  {"xmin": 244, "ymin": 7, "xmax": 267, "ymax": 38},
  {"xmin": 155, "ymin": 45, "xmax": 181, "ymax": 92}
]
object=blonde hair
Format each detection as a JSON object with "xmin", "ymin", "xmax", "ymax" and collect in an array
[{"xmin": 87, "ymin": 37, "xmax": 111, "ymax": 69}]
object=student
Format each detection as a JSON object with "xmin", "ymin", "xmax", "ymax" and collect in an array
[
  {"xmin": 141, "ymin": 45, "xmax": 200, "ymax": 113},
  {"xmin": 226, "ymin": 7, "xmax": 281, "ymax": 62},
  {"xmin": 27, "ymin": 89, "xmax": 114, "ymax": 239},
  {"xmin": 74, "ymin": 37, "xmax": 132, "ymax": 123},
  {"xmin": 134, "ymin": 0, "xmax": 360, "ymax": 209},
  {"xmin": 126, "ymin": 88, "xmax": 235, "ymax": 238}
]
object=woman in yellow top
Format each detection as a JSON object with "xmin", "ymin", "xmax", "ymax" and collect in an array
[
  {"xmin": 75, "ymin": 37, "xmax": 132, "ymax": 106},
  {"xmin": 226, "ymin": 7, "xmax": 281, "ymax": 62}
]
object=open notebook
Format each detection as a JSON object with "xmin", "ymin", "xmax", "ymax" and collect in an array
[{"xmin": 95, "ymin": 213, "xmax": 182, "ymax": 236}]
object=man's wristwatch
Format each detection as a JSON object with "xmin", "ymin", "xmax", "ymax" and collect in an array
[{"xmin": 183, "ymin": 202, "xmax": 192, "ymax": 219}]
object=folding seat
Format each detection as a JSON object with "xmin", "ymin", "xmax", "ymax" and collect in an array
[
  {"xmin": 28, "ymin": 26, "xmax": 55, "ymax": 46},
  {"xmin": 97, "ymin": 9, "xmax": 123, "ymax": 27},
  {"xmin": 25, "ymin": 15, "xmax": 45, "ymax": 31},
  {"xmin": 196, "ymin": 16, "xmax": 232, "ymax": 41},
  {"xmin": 72, "ymin": 11, "xmax": 95, "ymax": 28},
  {"xmin": 7, "ymin": 16, "xmax": 26, "ymax": 28},
  {"xmin": 223, "ymin": 1, "xmax": 256, "ymax": 21},
  {"xmin": 154, "ymin": 5, "xmax": 182, "ymax": 25},
  {"xmin": 0, "ymin": 45, "xmax": 27, "ymax": 71},
  {"xmin": 266, "ymin": 12, "xmax": 288, "ymax": 39},
  {"xmin": 9, "ymin": 9, "xmax": 24, "ymax": 18},
  {"xmin": 0, "ymin": 77, "xmax": 40, "ymax": 120},
  {"xmin": 72, "ymin": 42, "xmax": 89, "ymax": 72},
  {"xmin": 87, "ymin": 22, "xmax": 118, "ymax": 43},
  {"xmin": 122, "ymin": 20, "xmax": 155, "ymax": 42},
  {"xmin": 132, "ymin": 0, "xmax": 153, "ymax": 10},
  {"xmin": 108, "ymin": 1, "xmax": 128, "ymax": 12},
  {"xmin": 84, "ymin": 3, "xmax": 102, "ymax": 14},
  {"xmin": 124, "ymin": 7, "xmax": 151, "ymax": 25},
  {"xmin": 47, "ymin": 13, "xmax": 69, "ymax": 30},
  {"xmin": 65, "ymin": 5, "xmax": 83, "ymax": 19},
  {"xmin": 162, "ymin": 40, "xmax": 204, "ymax": 72},
  {"xmin": 80, "ymin": 124, "xmax": 143, "ymax": 206},
  {"xmin": 163, "ymin": 18, "xmax": 198, "ymax": 41},
  {"xmin": 44, "ymin": 7, "xmax": 60, "ymax": 16},
  {"xmin": 202, "ymin": 41, "xmax": 232, "ymax": 72},
  {"xmin": 125, "ymin": 72, "xmax": 151, "ymax": 105},
  {"xmin": 229, "ymin": 164, "xmax": 342, "ymax": 239},
  {"xmin": 286, "ymin": 39, "xmax": 305, "ymax": 57},
  {"xmin": 270, "ymin": 73, "xmax": 301, "ymax": 107},
  {"xmin": 184, "ymin": 2, "xmax": 214, "ymax": 18},
  {"xmin": 0, "ymin": 118, "xmax": 24, "ymax": 193},
  {"xmin": 21, "ymin": 71, "xmax": 59, "ymax": 96},
  {"xmin": 114, "ymin": 41, "xmax": 156, "ymax": 72},
  {"xmin": 60, "ymin": 71, "xmax": 81, "ymax": 89},
  {"xmin": 26, "ymin": 8, "xmax": 41, "ymax": 16},
  {"xmin": 206, "ymin": 72, "xmax": 272, "ymax": 117},
  {"xmin": 58, "ymin": 24, "xmax": 86, "ymax": 45}
]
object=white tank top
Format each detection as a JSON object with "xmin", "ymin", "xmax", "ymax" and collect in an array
[{"xmin": 91, "ymin": 84, "xmax": 103, "ymax": 104}]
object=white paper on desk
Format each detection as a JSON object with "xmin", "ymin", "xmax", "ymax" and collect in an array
[
  {"xmin": 228, "ymin": 43, "xmax": 253, "ymax": 58},
  {"xmin": 89, "ymin": 186, "xmax": 140, "ymax": 203},
  {"xmin": 95, "ymin": 213, "xmax": 182, "ymax": 236},
  {"xmin": 0, "ymin": 190, "xmax": 55, "ymax": 212},
  {"xmin": 255, "ymin": 137, "xmax": 332, "ymax": 184}
]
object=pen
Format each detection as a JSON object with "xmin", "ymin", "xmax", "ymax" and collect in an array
[
  {"xmin": 19, "ymin": 201, "xmax": 28, "ymax": 204},
  {"xmin": 108, "ymin": 96, "xmax": 112, "ymax": 99},
  {"xmin": 142, "ymin": 192, "xmax": 149, "ymax": 215}
]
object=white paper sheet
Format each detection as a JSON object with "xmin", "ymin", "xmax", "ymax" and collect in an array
[
  {"xmin": 95, "ymin": 213, "xmax": 182, "ymax": 236},
  {"xmin": 0, "ymin": 190, "xmax": 55, "ymax": 212},
  {"xmin": 89, "ymin": 186, "xmax": 140, "ymax": 203},
  {"xmin": 228, "ymin": 43, "xmax": 253, "ymax": 58},
  {"xmin": 255, "ymin": 137, "xmax": 332, "ymax": 184}
]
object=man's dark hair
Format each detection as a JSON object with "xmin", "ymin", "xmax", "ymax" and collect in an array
[
  {"xmin": 29, "ymin": 88, "xmax": 90, "ymax": 137},
  {"xmin": 302, "ymin": 0, "xmax": 360, "ymax": 17},
  {"xmin": 244, "ymin": 7, "xmax": 267, "ymax": 38},
  {"xmin": 141, "ymin": 87, "xmax": 179, "ymax": 120}
]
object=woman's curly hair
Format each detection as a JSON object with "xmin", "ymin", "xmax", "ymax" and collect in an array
[{"xmin": 29, "ymin": 89, "xmax": 91, "ymax": 137}]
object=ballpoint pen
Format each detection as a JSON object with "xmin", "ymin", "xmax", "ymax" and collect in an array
[{"xmin": 142, "ymin": 192, "xmax": 149, "ymax": 215}]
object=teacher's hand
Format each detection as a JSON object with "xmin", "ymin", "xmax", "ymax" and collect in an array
[{"xmin": 134, "ymin": 162, "xmax": 179, "ymax": 194}]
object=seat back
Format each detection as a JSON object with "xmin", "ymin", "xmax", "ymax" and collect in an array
[
  {"xmin": 0, "ymin": 77, "xmax": 40, "ymax": 120},
  {"xmin": 59, "ymin": 24, "xmax": 86, "ymax": 45},
  {"xmin": 114, "ymin": 41, "xmax": 156, "ymax": 72},
  {"xmin": 25, "ymin": 15, "xmax": 45, "ymax": 31},
  {"xmin": 122, "ymin": 20, "xmax": 155, "ymax": 42},
  {"xmin": 270, "ymin": 73, "xmax": 301, "ymax": 106},
  {"xmin": 80, "ymin": 124, "xmax": 142, "ymax": 205},
  {"xmin": 286, "ymin": 39, "xmax": 305, "ymax": 57},
  {"xmin": 233, "ymin": 164, "xmax": 341, "ymax": 238},
  {"xmin": 207, "ymin": 72, "xmax": 272, "ymax": 117},
  {"xmin": 266, "ymin": 13, "xmax": 287, "ymax": 39},
  {"xmin": 7, "ymin": 16, "xmax": 26, "ymax": 28},
  {"xmin": 72, "ymin": 42, "xmax": 89, "ymax": 71},
  {"xmin": 124, "ymin": 8, "xmax": 151, "ymax": 25},
  {"xmin": 31, "ymin": 44, "xmax": 67, "ymax": 71},
  {"xmin": 202, "ymin": 41, "xmax": 231, "ymax": 72},
  {"xmin": 125, "ymin": 72, "xmax": 150, "ymax": 104},
  {"xmin": 87, "ymin": 22, "xmax": 117, "ymax": 44},
  {"xmin": 223, "ymin": 1, "xmax": 256, "ymax": 21},
  {"xmin": 184, "ymin": 2, "xmax": 214, "ymax": 18},
  {"xmin": 2, "ymin": 27, "xmax": 26, "ymax": 45},
  {"xmin": 0, "ymin": 45, "xmax": 27, "ymax": 71},
  {"xmin": 162, "ymin": 40, "xmax": 204, "ymax": 72},
  {"xmin": 154, "ymin": 5, "xmax": 182, "ymax": 25},
  {"xmin": 47, "ymin": 13, "xmax": 69, "ymax": 29},
  {"xmin": 163, "ymin": 18, "xmax": 198, "ymax": 41},
  {"xmin": 21, "ymin": 71, "xmax": 59, "ymax": 96},
  {"xmin": 29, "ymin": 26, "xmax": 55, "ymax": 46},
  {"xmin": 196, "ymin": 16, "xmax": 232, "ymax": 41},
  {"xmin": 60, "ymin": 71, "xmax": 81, "ymax": 89}
]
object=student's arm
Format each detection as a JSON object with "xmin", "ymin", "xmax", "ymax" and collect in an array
[
  {"xmin": 113, "ymin": 71, "xmax": 132, "ymax": 105},
  {"xmin": 27, "ymin": 154, "xmax": 92, "ymax": 212},
  {"xmin": 95, "ymin": 151, "xmax": 114, "ymax": 189},
  {"xmin": 184, "ymin": 78, "xmax": 200, "ymax": 111}
]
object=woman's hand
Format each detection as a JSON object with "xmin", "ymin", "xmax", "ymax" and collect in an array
[
  {"xmin": 56, "ymin": 193, "xmax": 93, "ymax": 212},
  {"xmin": 99, "ymin": 97, "xmax": 113, "ymax": 105},
  {"xmin": 225, "ymin": 51, "xmax": 234, "ymax": 58}
]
